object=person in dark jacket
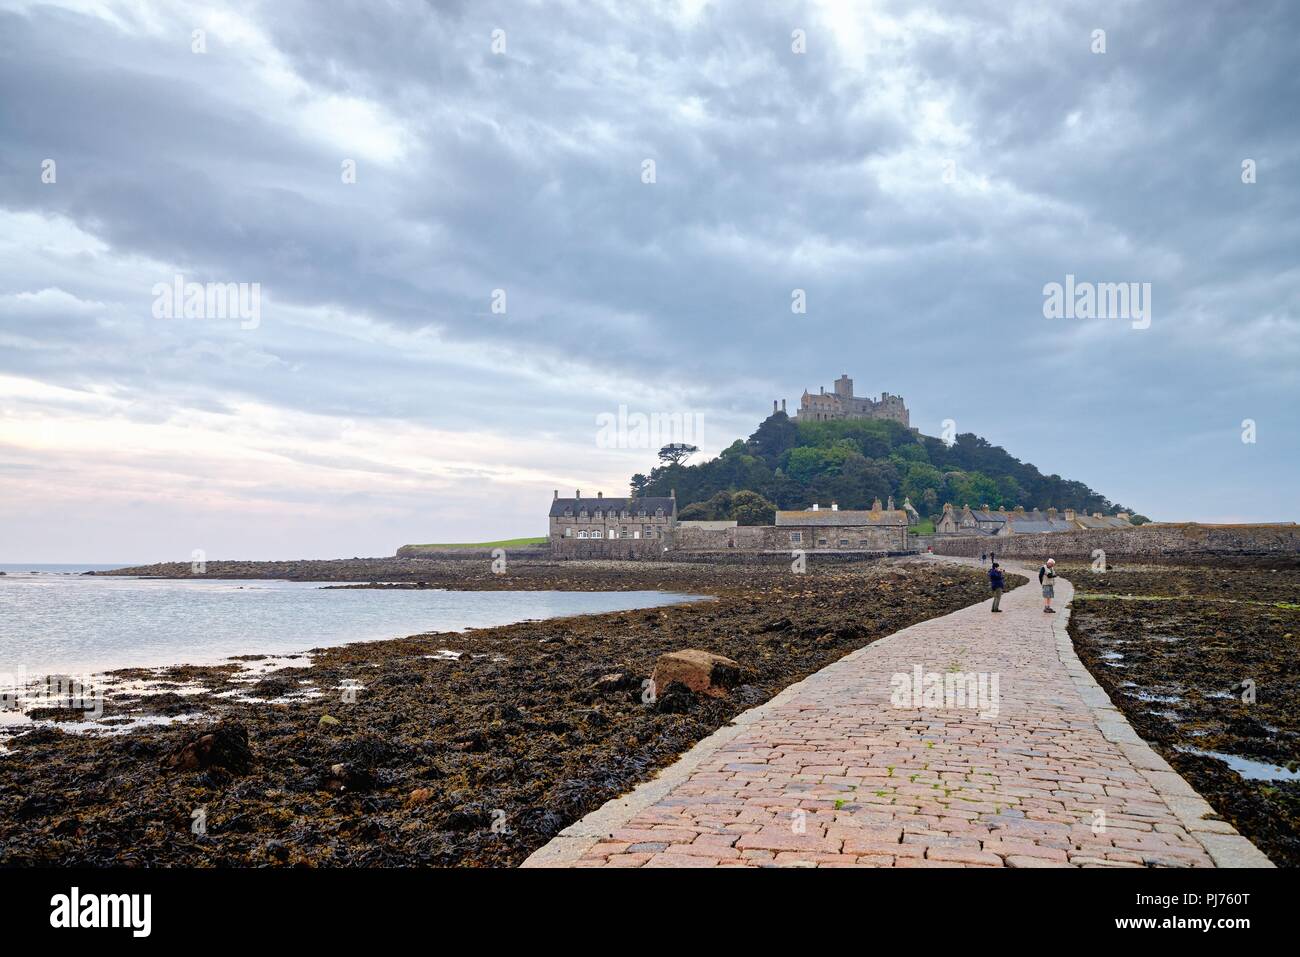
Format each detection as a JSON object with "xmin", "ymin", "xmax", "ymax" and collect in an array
[{"xmin": 989, "ymin": 562, "xmax": 1005, "ymax": 612}]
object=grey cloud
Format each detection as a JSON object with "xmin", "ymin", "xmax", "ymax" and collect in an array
[{"xmin": 0, "ymin": 0, "xmax": 1296, "ymax": 552}]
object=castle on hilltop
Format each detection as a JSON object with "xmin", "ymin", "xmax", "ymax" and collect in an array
[{"xmin": 774, "ymin": 374, "xmax": 910, "ymax": 427}]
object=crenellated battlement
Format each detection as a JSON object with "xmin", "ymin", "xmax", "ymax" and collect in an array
[{"xmin": 784, "ymin": 373, "xmax": 910, "ymax": 427}]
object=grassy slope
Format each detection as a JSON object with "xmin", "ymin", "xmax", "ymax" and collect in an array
[{"xmin": 402, "ymin": 537, "xmax": 547, "ymax": 549}]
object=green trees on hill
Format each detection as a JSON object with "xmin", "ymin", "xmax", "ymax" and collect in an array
[
  {"xmin": 678, "ymin": 489, "xmax": 777, "ymax": 525},
  {"xmin": 632, "ymin": 411, "xmax": 1135, "ymax": 524}
]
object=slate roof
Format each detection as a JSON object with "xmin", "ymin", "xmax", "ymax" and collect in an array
[
  {"xmin": 549, "ymin": 496, "xmax": 675, "ymax": 518},
  {"xmin": 944, "ymin": 505, "xmax": 1132, "ymax": 534},
  {"xmin": 776, "ymin": 509, "xmax": 908, "ymax": 527},
  {"xmin": 1005, "ymin": 518, "xmax": 1075, "ymax": 534},
  {"xmin": 1073, "ymin": 515, "xmax": 1131, "ymax": 529}
]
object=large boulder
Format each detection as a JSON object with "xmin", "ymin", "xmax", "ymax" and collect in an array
[{"xmin": 651, "ymin": 650, "xmax": 744, "ymax": 698}]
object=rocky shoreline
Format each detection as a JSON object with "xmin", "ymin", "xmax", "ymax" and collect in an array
[
  {"xmin": 90, "ymin": 555, "xmax": 695, "ymax": 587},
  {"xmin": 0, "ymin": 557, "xmax": 1001, "ymax": 867}
]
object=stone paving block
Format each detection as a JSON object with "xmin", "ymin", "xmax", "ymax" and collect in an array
[
  {"xmin": 1005, "ymin": 854, "xmax": 1071, "ymax": 868},
  {"xmin": 734, "ymin": 828, "xmax": 841, "ymax": 854}
]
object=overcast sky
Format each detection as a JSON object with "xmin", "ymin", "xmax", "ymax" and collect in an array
[{"xmin": 1, "ymin": 0, "xmax": 1296, "ymax": 562}]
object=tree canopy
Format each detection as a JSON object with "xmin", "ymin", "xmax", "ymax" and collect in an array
[{"xmin": 631, "ymin": 411, "xmax": 1136, "ymax": 522}]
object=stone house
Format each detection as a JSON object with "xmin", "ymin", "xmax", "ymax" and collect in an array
[
  {"xmin": 934, "ymin": 503, "xmax": 1132, "ymax": 537},
  {"xmin": 548, "ymin": 492, "xmax": 911, "ymax": 557},
  {"xmin": 549, "ymin": 490, "xmax": 677, "ymax": 557},
  {"xmin": 774, "ymin": 498, "xmax": 909, "ymax": 551},
  {"xmin": 934, "ymin": 504, "xmax": 1002, "ymax": 535}
]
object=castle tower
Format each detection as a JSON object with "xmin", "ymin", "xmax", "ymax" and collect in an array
[{"xmin": 792, "ymin": 373, "xmax": 909, "ymax": 428}]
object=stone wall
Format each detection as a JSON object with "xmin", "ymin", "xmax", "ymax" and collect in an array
[
  {"xmin": 660, "ymin": 550, "xmax": 906, "ymax": 566},
  {"xmin": 929, "ymin": 523, "xmax": 1300, "ymax": 560},
  {"xmin": 397, "ymin": 544, "xmax": 548, "ymax": 560},
  {"xmin": 672, "ymin": 523, "xmax": 907, "ymax": 553},
  {"xmin": 671, "ymin": 525, "xmax": 770, "ymax": 551},
  {"xmin": 550, "ymin": 538, "xmax": 669, "ymax": 560},
  {"xmin": 549, "ymin": 522, "xmax": 911, "ymax": 558}
]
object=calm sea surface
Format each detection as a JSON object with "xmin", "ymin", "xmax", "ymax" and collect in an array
[{"xmin": 0, "ymin": 567, "xmax": 703, "ymax": 675}]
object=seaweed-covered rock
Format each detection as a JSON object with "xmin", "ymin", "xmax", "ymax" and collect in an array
[
  {"xmin": 452, "ymin": 729, "xmax": 488, "ymax": 753},
  {"xmin": 322, "ymin": 762, "xmax": 375, "ymax": 793},
  {"xmin": 494, "ymin": 703, "xmax": 524, "ymax": 722},
  {"xmin": 441, "ymin": 803, "xmax": 492, "ymax": 831},
  {"xmin": 250, "ymin": 676, "xmax": 297, "ymax": 698},
  {"xmin": 589, "ymin": 672, "xmax": 635, "ymax": 694},
  {"xmin": 653, "ymin": 680, "xmax": 695, "ymax": 714},
  {"xmin": 16, "ymin": 793, "xmax": 67, "ymax": 820},
  {"xmin": 333, "ymin": 732, "xmax": 405, "ymax": 767},
  {"xmin": 163, "ymin": 720, "xmax": 252, "ymax": 775}
]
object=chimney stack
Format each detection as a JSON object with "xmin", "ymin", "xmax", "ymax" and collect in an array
[
  {"xmin": 1064, "ymin": 508, "xmax": 1076, "ymax": 522},
  {"xmin": 1047, "ymin": 507, "xmax": 1057, "ymax": 519},
  {"xmin": 872, "ymin": 497, "xmax": 882, "ymax": 512},
  {"xmin": 597, "ymin": 491, "xmax": 603, "ymax": 498},
  {"xmin": 554, "ymin": 489, "xmax": 558, "ymax": 500},
  {"xmin": 812, "ymin": 503, "xmax": 819, "ymax": 511},
  {"xmin": 781, "ymin": 398, "xmax": 787, "ymax": 412},
  {"xmin": 887, "ymin": 496, "xmax": 894, "ymax": 510},
  {"xmin": 670, "ymin": 488, "xmax": 676, "ymax": 499},
  {"xmin": 773, "ymin": 400, "xmax": 779, "ymax": 413},
  {"xmin": 576, "ymin": 489, "xmax": 581, "ymax": 498},
  {"xmin": 831, "ymin": 501, "xmax": 838, "ymax": 511}
]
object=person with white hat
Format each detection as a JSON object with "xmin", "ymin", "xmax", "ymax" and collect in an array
[{"xmin": 1038, "ymin": 558, "xmax": 1058, "ymax": 613}]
